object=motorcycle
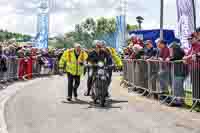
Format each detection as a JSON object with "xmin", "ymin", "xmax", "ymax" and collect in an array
[{"xmin": 86, "ymin": 61, "xmax": 114, "ymax": 107}]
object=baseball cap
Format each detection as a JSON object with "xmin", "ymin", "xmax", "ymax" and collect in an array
[
  {"xmin": 155, "ymin": 38, "xmax": 161, "ymax": 44},
  {"xmin": 74, "ymin": 43, "xmax": 81, "ymax": 48}
]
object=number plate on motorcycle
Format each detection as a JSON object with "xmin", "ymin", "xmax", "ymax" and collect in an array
[{"xmin": 89, "ymin": 70, "xmax": 93, "ymax": 76}]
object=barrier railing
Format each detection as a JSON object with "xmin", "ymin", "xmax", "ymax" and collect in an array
[
  {"xmin": 0, "ymin": 57, "xmax": 62, "ymax": 89},
  {"xmin": 122, "ymin": 59, "xmax": 200, "ymax": 112}
]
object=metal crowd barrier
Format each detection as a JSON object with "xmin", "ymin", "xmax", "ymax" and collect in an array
[
  {"xmin": 0, "ymin": 57, "xmax": 61, "ymax": 89},
  {"xmin": 122, "ymin": 60, "xmax": 128, "ymax": 82},
  {"xmin": 122, "ymin": 59, "xmax": 200, "ymax": 112}
]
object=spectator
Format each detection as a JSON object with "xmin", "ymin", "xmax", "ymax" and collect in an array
[
  {"xmin": 18, "ymin": 49, "xmax": 26, "ymax": 80},
  {"xmin": 123, "ymin": 48, "xmax": 130, "ymax": 59},
  {"xmin": 0, "ymin": 45, "xmax": 7, "ymax": 82},
  {"xmin": 39, "ymin": 50, "xmax": 53, "ymax": 75},
  {"xmin": 133, "ymin": 44, "xmax": 144, "ymax": 59},
  {"xmin": 137, "ymin": 38, "xmax": 144, "ymax": 47},
  {"xmin": 144, "ymin": 40, "xmax": 158, "ymax": 59},
  {"xmin": 167, "ymin": 42, "xmax": 185, "ymax": 61},
  {"xmin": 2, "ymin": 47, "xmax": 10, "ymax": 82},
  {"xmin": 31, "ymin": 48, "xmax": 38, "ymax": 75},
  {"xmin": 128, "ymin": 44, "xmax": 144, "ymax": 59},
  {"xmin": 156, "ymin": 40, "xmax": 171, "ymax": 99},
  {"xmin": 8, "ymin": 45, "xmax": 18, "ymax": 80},
  {"xmin": 157, "ymin": 40, "xmax": 170, "ymax": 61},
  {"xmin": 131, "ymin": 36, "xmax": 138, "ymax": 45},
  {"xmin": 168, "ymin": 42, "xmax": 187, "ymax": 106},
  {"xmin": 24, "ymin": 49, "xmax": 33, "ymax": 79},
  {"xmin": 183, "ymin": 33, "xmax": 200, "ymax": 104}
]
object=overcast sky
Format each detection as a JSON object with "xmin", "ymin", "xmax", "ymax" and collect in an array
[{"xmin": 0, "ymin": 0, "xmax": 199, "ymax": 36}]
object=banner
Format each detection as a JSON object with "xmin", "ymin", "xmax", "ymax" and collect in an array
[
  {"xmin": 176, "ymin": 0, "xmax": 195, "ymax": 50},
  {"xmin": 35, "ymin": 13, "xmax": 49, "ymax": 49},
  {"xmin": 116, "ymin": 15, "xmax": 126, "ymax": 52}
]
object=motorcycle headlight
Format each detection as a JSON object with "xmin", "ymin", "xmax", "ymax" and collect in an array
[
  {"xmin": 98, "ymin": 61, "xmax": 104, "ymax": 67},
  {"xmin": 98, "ymin": 69, "xmax": 105, "ymax": 75}
]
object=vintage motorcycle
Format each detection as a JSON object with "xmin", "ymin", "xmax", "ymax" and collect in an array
[{"xmin": 86, "ymin": 61, "xmax": 114, "ymax": 107}]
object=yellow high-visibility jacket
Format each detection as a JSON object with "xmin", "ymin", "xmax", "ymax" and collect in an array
[
  {"xmin": 59, "ymin": 48, "xmax": 88, "ymax": 76},
  {"xmin": 108, "ymin": 47, "xmax": 123, "ymax": 67}
]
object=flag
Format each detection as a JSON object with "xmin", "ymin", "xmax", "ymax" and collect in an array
[{"xmin": 176, "ymin": 0, "xmax": 195, "ymax": 50}]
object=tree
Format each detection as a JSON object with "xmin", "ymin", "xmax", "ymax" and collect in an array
[
  {"xmin": 127, "ymin": 24, "xmax": 139, "ymax": 31},
  {"xmin": 96, "ymin": 17, "xmax": 111, "ymax": 34},
  {"xmin": 107, "ymin": 18, "xmax": 116, "ymax": 33},
  {"xmin": 95, "ymin": 17, "xmax": 116, "ymax": 41},
  {"xmin": 81, "ymin": 18, "xmax": 96, "ymax": 34},
  {"xmin": 136, "ymin": 16, "xmax": 144, "ymax": 30},
  {"xmin": 75, "ymin": 24, "xmax": 82, "ymax": 33},
  {"xmin": 63, "ymin": 17, "xmax": 140, "ymax": 49}
]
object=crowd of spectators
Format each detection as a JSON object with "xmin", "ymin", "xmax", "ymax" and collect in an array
[
  {"xmin": 0, "ymin": 41, "xmax": 65, "ymax": 84},
  {"xmin": 123, "ymin": 28, "xmax": 200, "ymax": 62},
  {"xmin": 122, "ymin": 28, "xmax": 200, "ymax": 106}
]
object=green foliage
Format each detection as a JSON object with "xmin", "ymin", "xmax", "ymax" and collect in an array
[
  {"xmin": 81, "ymin": 18, "xmax": 96, "ymax": 34},
  {"xmin": 96, "ymin": 17, "xmax": 116, "ymax": 34},
  {"xmin": 0, "ymin": 29, "xmax": 31, "ymax": 42},
  {"xmin": 127, "ymin": 24, "xmax": 139, "ymax": 31},
  {"xmin": 51, "ymin": 17, "xmax": 138, "ymax": 49}
]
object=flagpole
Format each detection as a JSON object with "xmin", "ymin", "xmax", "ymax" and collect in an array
[
  {"xmin": 192, "ymin": 0, "xmax": 196, "ymax": 30},
  {"xmin": 160, "ymin": 0, "xmax": 164, "ymax": 40}
]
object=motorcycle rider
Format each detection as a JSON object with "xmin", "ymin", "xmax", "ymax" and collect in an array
[
  {"xmin": 84, "ymin": 40, "xmax": 113, "ymax": 97},
  {"xmin": 59, "ymin": 43, "xmax": 88, "ymax": 101}
]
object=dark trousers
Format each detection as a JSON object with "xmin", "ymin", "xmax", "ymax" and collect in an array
[
  {"xmin": 67, "ymin": 73, "xmax": 80, "ymax": 98},
  {"xmin": 87, "ymin": 69, "xmax": 93, "ymax": 95}
]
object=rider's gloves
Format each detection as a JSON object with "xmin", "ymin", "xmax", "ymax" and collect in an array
[{"xmin": 79, "ymin": 62, "xmax": 84, "ymax": 66}]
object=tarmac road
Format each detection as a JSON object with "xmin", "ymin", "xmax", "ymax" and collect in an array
[{"xmin": 4, "ymin": 74, "xmax": 200, "ymax": 133}]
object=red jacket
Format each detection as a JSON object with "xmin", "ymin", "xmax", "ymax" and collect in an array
[
  {"xmin": 186, "ymin": 42, "xmax": 200, "ymax": 70},
  {"xmin": 159, "ymin": 47, "xmax": 170, "ymax": 61},
  {"xmin": 187, "ymin": 42, "xmax": 200, "ymax": 57},
  {"xmin": 18, "ymin": 58, "xmax": 26, "ymax": 80}
]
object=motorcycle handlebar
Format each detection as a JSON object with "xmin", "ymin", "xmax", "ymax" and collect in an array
[{"xmin": 84, "ymin": 63, "xmax": 115, "ymax": 69}]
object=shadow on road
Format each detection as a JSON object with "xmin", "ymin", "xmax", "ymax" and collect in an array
[
  {"xmin": 61, "ymin": 98, "xmax": 128, "ymax": 110},
  {"xmin": 85, "ymin": 99, "xmax": 128, "ymax": 110},
  {"xmin": 107, "ymin": 99, "xmax": 128, "ymax": 105},
  {"xmin": 61, "ymin": 99, "xmax": 89, "ymax": 105}
]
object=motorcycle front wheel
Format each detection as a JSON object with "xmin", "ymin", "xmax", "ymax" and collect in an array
[{"xmin": 100, "ymin": 96, "xmax": 106, "ymax": 107}]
